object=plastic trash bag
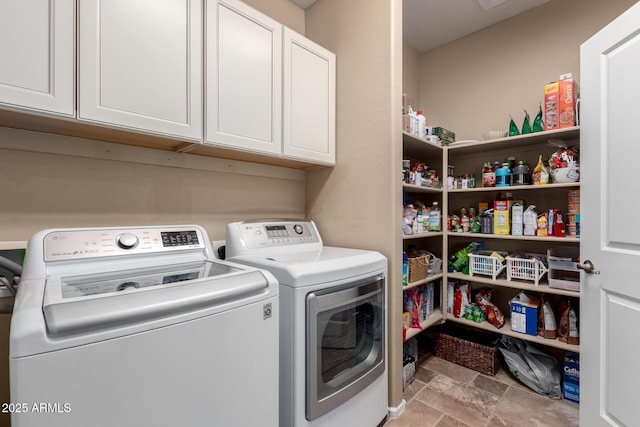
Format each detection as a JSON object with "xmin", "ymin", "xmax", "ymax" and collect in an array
[{"xmin": 498, "ymin": 336, "xmax": 561, "ymax": 399}]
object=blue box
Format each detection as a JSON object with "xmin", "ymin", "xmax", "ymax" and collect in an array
[
  {"xmin": 510, "ymin": 293, "xmax": 540, "ymax": 336},
  {"xmin": 563, "ymin": 351, "xmax": 580, "ymax": 403}
]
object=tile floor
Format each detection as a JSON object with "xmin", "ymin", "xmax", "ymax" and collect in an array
[{"xmin": 383, "ymin": 353, "xmax": 579, "ymax": 427}]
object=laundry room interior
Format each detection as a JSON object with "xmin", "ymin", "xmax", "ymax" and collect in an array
[{"xmin": 0, "ymin": 0, "xmax": 639, "ymax": 426}]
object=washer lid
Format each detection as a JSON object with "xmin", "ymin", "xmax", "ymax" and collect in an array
[
  {"xmin": 228, "ymin": 246, "xmax": 387, "ymax": 287},
  {"xmin": 42, "ymin": 260, "xmax": 269, "ymax": 336}
]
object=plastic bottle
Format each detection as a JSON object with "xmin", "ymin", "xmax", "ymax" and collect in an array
[
  {"xmin": 417, "ymin": 110, "xmax": 426, "ymax": 139},
  {"xmin": 402, "ymin": 159, "xmax": 411, "ymax": 183},
  {"xmin": 496, "ymin": 163, "xmax": 512, "ymax": 187},
  {"xmin": 407, "ymin": 106, "xmax": 417, "ymax": 136},
  {"xmin": 512, "ymin": 160, "xmax": 531, "ymax": 185},
  {"xmin": 428, "ymin": 201, "xmax": 441, "ymax": 232},
  {"xmin": 416, "ymin": 205, "xmax": 424, "ymax": 234},
  {"xmin": 461, "ymin": 208, "xmax": 470, "ymax": 232}
]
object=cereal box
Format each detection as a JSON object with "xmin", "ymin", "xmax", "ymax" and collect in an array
[
  {"xmin": 545, "ymin": 74, "xmax": 577, "ymax": 130},
  {"xmin": 544, "ymin": 81, "xmax": 559, "ymax": 131},
  {"xmin": 559, "ymin": 75, "xmax": 576, "ymax": 128}
]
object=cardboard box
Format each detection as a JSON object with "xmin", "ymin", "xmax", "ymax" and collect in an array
[
  {"xmin": 544, "ymin": 81, "xmax": 559, "ymax": 131},
  {"xmin": 545, "ymin": 74, "xmax": 577, "ymax": 130},
  {"xmin": 494, "ymin": 199, "xmax": 523, "ymax": 235},
  {"xmin": 433, "ymin": 127, "xmax": 455, "ymax": 145},
  {"xmin": 419, "ymin": 282, "xmax": 434, "ymax": 320},
  {"xmin": 511, "ymin": 203, "xmax": 523, "ymax": 236},
  {"xmin": 433, "ymin": 127, "xmax": 455, "ymax": 140},
  {"xmin": 563, "ymin": 351, "xmax": 580, "ymax": 403},
  {"xmin": 510, "ymin": 292, "xmax": 541, "ymax": 336},
  {"xmin": 494, "ymin": 200, "xmax": 510, "ymax": 235},
  {"xmin": 523, "ymin": 206, "xmax": 538, "ymax": 236},
  {"xmin": 559, "ymin": 76, "xmax": 576, "ymax": 128},
  {"xmin": 481, "ymin": 212, "xmax": 494, "ymax": 234}
]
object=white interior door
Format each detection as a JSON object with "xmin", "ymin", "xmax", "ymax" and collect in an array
[{"xmin": 580, "ymin": 2, "xmax": 640, "ymax": 426}]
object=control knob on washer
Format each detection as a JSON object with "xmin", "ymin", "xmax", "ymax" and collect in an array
[
  {"xmin": 116, "ymin": 233, "xmax": 139, "ymax": 249},
  {"xmin": 293, "ymin": 224, "xmax": 304, "ymax": 235}
]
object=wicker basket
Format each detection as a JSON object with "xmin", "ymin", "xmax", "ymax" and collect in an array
[
  {"xmin": 434, "ymin": 331, "xmax": 500, "ymax": 376},
  {"xmin": 408, "ymin": 254, "xmax": 430, "ymax": 283}
]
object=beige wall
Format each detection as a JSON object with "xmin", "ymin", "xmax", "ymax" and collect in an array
[
  {"xmin": 418, "ymin": 0, "xmax": 637, "ymax": 141},
  {"xmin": 402, "ymin": 42, "xmax": 421, "ymax": 110},
  {"xmin": 242, "ymin": 0, "xmax": 305, "ymax": 34},
  {"xmin": 0, "ymin": 128, "xmax": 305, "ymax": 243},
  {"xmin": 304, "ymin": 0, "xmax": 404, "ymax": 412}
]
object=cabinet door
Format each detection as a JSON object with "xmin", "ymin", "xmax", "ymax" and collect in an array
[
  {"xmin": 283, "ymin": 28, "xmax": 336, "ymax": 165},
  {"xmin": 0, "ymin": 0, "xmax": 74, "ymax": 116},
  {"xmin": 206, "ymin": 0, "xmax": 282, "ymax": 155},
  {"xmin": 78, "ymin": 0, "xmax": 203, "ymax": 140}
]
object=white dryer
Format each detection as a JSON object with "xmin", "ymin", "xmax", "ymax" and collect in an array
[
  {"xmin": 225, "ymin": 220, "xmax": 388, "ymax": 427},
  {"xmin": 10, "ymin": 225, "xmax": 279, "ymax": 427}
]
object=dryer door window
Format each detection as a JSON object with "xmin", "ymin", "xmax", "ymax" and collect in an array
[{"xmin": 306, "ymin": 274, "xmax": 385, "ymax": 421}]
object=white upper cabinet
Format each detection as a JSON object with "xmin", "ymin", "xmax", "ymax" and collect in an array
[
  {"xmin": 0, "ymin": 0, "xmax": 75, "ymax": 116},
  {"xmin": 78, "ymin": 0, "xmax": 203, "ymax": 140},
  {"xmin": 206, "ymin": 0, "xmax": 282, "ymax": 154},
  {"xmin": 283, "ymin": 28, "xmax": 336, "ymax": 165}
]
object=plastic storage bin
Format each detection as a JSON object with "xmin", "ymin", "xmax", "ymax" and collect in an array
[
  {"xmin": 469, "ymin": 251, "xmax": 507, "ymax": 280},
  {"xmin": 547, "ymin": 246, "xmax": 580, "ymax": 291},
  {"xmin": 506, "ymin": 254, "xmax": 548, "ymax": 286}
]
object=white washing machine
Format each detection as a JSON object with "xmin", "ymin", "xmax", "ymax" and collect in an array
[
  {"xmin": 10, "ymin": 225, "xmax": 279, "ymax": 427},
  {"xmin": 225, "ymin": 220, "xmax": 388, "ymax": 427}
]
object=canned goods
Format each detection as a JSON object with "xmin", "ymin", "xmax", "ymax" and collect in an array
[{"xmin": 473, "ymin": 306, "xmax": 485, "ymax": 323}]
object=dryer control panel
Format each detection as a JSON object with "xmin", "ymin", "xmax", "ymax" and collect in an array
[
  {"xmin": 43, "ymin": 227, "xmax": 206, "ymax": 262},
  {"xmin": 226, "ymin": 220, "xmax": 322, "ymax": 255}
]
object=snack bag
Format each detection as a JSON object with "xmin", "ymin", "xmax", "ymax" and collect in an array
[
  {"xmin": 537, "ymin": 296, "xmax": 558, "ymax": 339},
  {"xmin": 558, "ymin": 300, "xmax": 580, "ymax": 345},
  {"xmin": 509, "ymin": 115, "xmax": 520, "ymax": 136},
  {"xmin": 533, "ymin": 104, "xmax": 544, "ymax": 132},
  {"xmin": 532, "ymin": 155, "xmax": 550, "ymax": 185},
  {"xmin": 537, "ymin": 213, "xmax": 548, "ymax": 237},
  {"xmin": 453, "ymin": 282, "xmax": 471, "ymax": 318},
  {"xmin": 403, "ymin": 288, "xmax": 422, "ymax": 330},
  {"xmin": 474, "ymin": 288, "xmax": 505, "ymax": 328},
  {"xmin": 522, "ymin": 109, "xmax": 532, "ymax": 134}
]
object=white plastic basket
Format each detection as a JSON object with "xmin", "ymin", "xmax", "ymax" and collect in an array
[
  {"xmin": 468, "ymin": 251, "xmax": 507, "ymax": 280},
  {"xmin": 506, "ymin": 254, "xmax": 548, "ymax": 286}
]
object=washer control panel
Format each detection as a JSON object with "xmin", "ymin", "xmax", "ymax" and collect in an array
[
  {"xmin": 230, "ymin": 221, "xmax": 321, "ymax": 250},
  {"xmin": 44, "ymin": 227, "xmax": 204, "ymax": 262}
]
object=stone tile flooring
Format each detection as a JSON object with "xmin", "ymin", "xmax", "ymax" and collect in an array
[{"xmin": 384, "ymin": 354, "xmax": 579, "ymax": 427}]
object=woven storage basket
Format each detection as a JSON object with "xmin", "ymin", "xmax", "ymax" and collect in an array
[
  {"xmin": 434, "ymin": 331, "xmax": 500, "ymax": 376},
  {"xmin": 408, "ymin": 254, "xmax": 430, "ymax": 283}
]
